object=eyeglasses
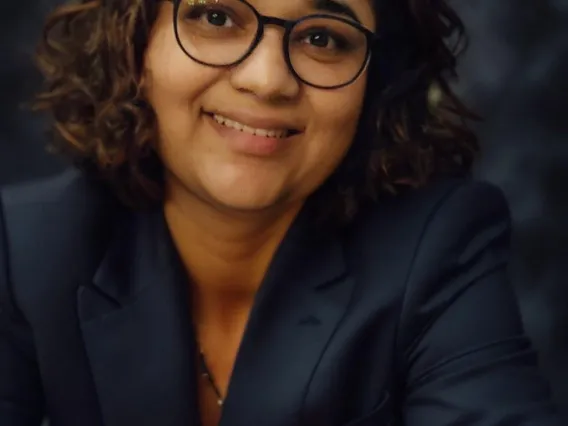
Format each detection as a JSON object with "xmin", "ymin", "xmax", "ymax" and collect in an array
[{"xmin": 169, "ymin": 0, "xmax": 378, "ymax": 90}]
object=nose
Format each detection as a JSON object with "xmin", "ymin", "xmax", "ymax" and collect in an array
[{"xmin": 228, "ymin": 29, "xmax": 301, "ymax": 102}]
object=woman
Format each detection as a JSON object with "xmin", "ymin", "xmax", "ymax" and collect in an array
[{"xmin": 0, "ymin": 0, "xmax": 561, "ymax": 425}]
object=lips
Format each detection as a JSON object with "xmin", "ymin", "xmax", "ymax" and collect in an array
[
  {"xmin": 203, "ymin": 109, "xmax": 303, "ymax": 156},
  {"xmin": 212, "ymin": 113, "xmax": 291, "ymax": 139},
  {"xmin": 204, "ymin": 110, "xmax": 302, "ymax": 139}
]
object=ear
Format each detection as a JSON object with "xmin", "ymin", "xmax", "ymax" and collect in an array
[{"xmin": 137, "ymin": 72, "xmax": 148, "ymax": 97}]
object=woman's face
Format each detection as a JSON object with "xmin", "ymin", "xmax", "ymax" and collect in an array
[{"xmin": 144, "ymin": 0, "xmax": 376, "ymax": 212}]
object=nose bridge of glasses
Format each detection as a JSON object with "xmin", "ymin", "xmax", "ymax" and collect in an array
[
  {"xmin": 259, "ymin": 15, "xmax": 293, "ymax": 31},
  {"xmin": 248, "ymin": 15, "xmax": 295, "ymax": 75},
  {"xmin": 255, "ymin": 15, "xmax": 299, "ymax": 49},
  {"xmin": 253, "ymin": 15, "xmax": 296, "ymax": 59}
]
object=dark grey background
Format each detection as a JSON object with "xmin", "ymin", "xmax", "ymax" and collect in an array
[{"xmin": 1, "ymin": 0, "xmax": 567, "ymax": 421}]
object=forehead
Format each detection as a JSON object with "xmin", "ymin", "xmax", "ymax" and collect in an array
[{"xmin": 248, "ymin": 0, "xmax": 376, "ymax": 28}]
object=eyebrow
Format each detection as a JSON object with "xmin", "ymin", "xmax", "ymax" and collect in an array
[{"xmin": 309, "ymin": 0, "xmax": 361, "ymax": 23}]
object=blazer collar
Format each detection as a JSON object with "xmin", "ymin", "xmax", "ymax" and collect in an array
[
  {"xmin": 89, "ymin": 207, "xmax": 186, "ymax": 306},
  {"xmin": 78, "ymin": 203, "xmax": 352, "ymax": 426},
  {"xmin": 78, "ymin": 208, "xmax": 198, "ymax": 426}
]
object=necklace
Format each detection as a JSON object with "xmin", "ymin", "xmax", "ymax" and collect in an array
[{"xmin": 198, "ymin": 350, "xmax": 224, "ymax": 407}]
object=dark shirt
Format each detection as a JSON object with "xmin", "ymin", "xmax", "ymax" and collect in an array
[{"xmin": 0, "ymin": 168, "xmax": 560, "ymax": 426}]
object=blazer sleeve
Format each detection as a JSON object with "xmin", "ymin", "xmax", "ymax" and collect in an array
[
  {"xmin": 0, "ymin": 195, "xmax": 45, "ymax": 425},
  {"xmin": 398, "ymin": 182, "xmax": 561, "ymax": 425}
]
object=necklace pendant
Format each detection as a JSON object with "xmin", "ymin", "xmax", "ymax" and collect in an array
[{"xmin": 217, "ymin": 398, "xmax": 224, "ymax": 407}]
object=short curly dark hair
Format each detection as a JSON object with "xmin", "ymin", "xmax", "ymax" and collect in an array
[{"xmin": 33, "ymin": 0, "xmax": 479, "ymax": 224}]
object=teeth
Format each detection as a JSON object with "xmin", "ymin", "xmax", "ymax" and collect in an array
[{"xmin": 212, "ymin": 114, "xmax": 290, "ymax": 139}]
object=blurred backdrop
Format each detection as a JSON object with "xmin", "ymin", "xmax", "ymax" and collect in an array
[{"xmin": 1, "ymin": 0, "xmax": 567, "ymax": 420}]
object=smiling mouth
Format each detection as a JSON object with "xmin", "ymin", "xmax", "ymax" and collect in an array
[{"xmin": 207, "ymin": 113, "xmax": 300, "ymax": 139}]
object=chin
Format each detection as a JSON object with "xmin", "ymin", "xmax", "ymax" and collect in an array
[
  {"xmin": 204, "ymin": 190, "xmax": 288, "ymax": 214},
  {"xmin": 171, "ymin": 160, "xmax": 301, "ymax": 214},
  {"xmin": 192, "ymin": 167, "xmax": 290, "ymax": 211}
]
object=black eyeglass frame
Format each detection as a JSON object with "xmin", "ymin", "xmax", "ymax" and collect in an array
[{"xmin": 167, "ymin": 0, "xmax": 380, "ymax": 90}]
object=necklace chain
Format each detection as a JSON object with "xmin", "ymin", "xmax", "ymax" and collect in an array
[{"xmin": 198, "ymin": 350, "xmax": 224, "ymax": 407}]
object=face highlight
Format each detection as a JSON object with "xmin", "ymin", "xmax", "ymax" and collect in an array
[{"xmin": 143, "ymin": 0, "xmax": 376, "ymax": 213}]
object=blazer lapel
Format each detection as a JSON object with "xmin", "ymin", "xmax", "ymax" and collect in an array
[
  {"xmin": 220, "ymin": 207, "xmax": 353, "ymax": 426},
  {"xmin": 76, "ymin": 202, "xmax": 353, "ymax": 426},
  {"xmin": 77, "ymin": 209, "xmax": 198, "ymax": 426}
]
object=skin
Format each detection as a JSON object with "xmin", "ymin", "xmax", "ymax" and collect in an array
[{"xmin": 142, "ymin": 1, "xmax": 375, "ymax": 421}]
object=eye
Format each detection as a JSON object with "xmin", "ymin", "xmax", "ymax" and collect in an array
[
  {"xmin": 303, "ymin": 31, "xmax": 336, "ymax": 49},
  {"xmin": 205, "ymin": 9, "xmax": 233, "ymax": 27},
  {"xmin": 186, "ymin": 7, "xmax": 235, "ymax": 28},
  {"xmin": 298, "ymin": 28, "xmax": 354, "ymax": 52}
]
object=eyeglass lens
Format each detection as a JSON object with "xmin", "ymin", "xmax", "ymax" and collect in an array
[{"xmin": 175, "ymin": 0, "xmax": 370, "ymax": 88}]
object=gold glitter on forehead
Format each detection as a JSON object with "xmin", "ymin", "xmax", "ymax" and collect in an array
[{"xmin": 186, "ymin": 0, "xmax": 215, "ymax": 5}]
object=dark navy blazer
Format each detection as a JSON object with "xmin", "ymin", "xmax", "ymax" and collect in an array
[{"xmin": 0, "ymin": 169, "xmax": 560, "ymax": 426}]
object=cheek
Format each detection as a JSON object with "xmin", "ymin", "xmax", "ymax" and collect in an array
[
  {"xmin": 311, "ymin": 78, "xmax": 366, "ymax": 137},
  {"xmin": 302, "ymin": 80, "xmax": 367, "ymax": 167},
  {"xmin": 144, "ymin": 39, "xmax": 224, "ymax": 156},
  {"xmin": 143, "ymin": 16, "xmax": 220, "ymax": 114},
  {"xmin": 145, "ymin": 51, "xmax": 209, "ymax": 109}
]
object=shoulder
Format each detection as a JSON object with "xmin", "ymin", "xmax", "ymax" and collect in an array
[
  {"xmin": 0, "ymin": 168, "xmax": 118, "ymax": 318},
  {"xmin": 356, "ymin": 177, "xmax": 508, "ymax": 232},
  {"xmin": 349, "ymin": 178, "xmax": 509, "ymax": 253},
  {"xmin": 0, "ymin": 167, "xmax": 118, "ymax": 253},
  {"xmin": 344, "ymin": 178, "xmax": 511, "ymax": 324},
  {"xmin": 1, "ymin": 167, "xmax": 107, "ymax": 210}
]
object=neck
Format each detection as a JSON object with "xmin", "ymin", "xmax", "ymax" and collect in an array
[{"xmin": 163, "ymin": 187, "xmax": 304, "ymax": 306}]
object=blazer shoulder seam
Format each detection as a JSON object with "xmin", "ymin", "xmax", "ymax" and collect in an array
[
  {"xmin": 392, "ymin": 181, "xmax": 468, "ymax": 369},
  {"xmin": 0, "ymin": 188, "xmax": 24, "ymax": 320}
]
